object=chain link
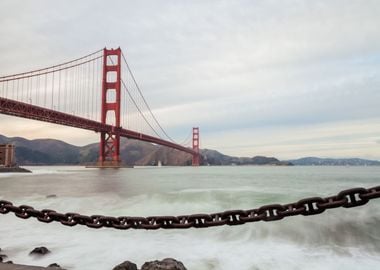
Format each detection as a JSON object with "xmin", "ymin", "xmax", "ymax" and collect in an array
[{"xmin": 0, "ymin": 186, "xmax": 379, "ymax": 230}]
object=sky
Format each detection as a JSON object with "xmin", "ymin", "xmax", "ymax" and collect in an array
[{"xmin": 0, "ymin": 0, "xmax": 379, "ymax": 160}]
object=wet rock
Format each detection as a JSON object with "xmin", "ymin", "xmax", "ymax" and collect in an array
[
  {"xmin": 112, "ymin": 261, "xmax": 138, "ymax": 270},
  {"xmin": 0, "ymin": 167, "xmax": 31, "ymax": 173},
  {"xmin": 48, "ymin": 263, "xmax": 66, "ymax": 269},
  {"xmin": 141, "ymin": 258, "xmax": 187, "ymax": 270},
  {"xmin": 30, "ymin": 246, "xmax": 51, "ymax": 256},
  {"xmin": 46, "ymin": 194, "xmax": 57, "ymax": 198},
  {"xmin": 48, "ymin": 263, "xmax": 61, "ymax": 268},
  {"xmin": 0, "ymin": 254, "xmax": 8, "ymax": 262},
  {"xmin": 5, "ymin": 261, "xmax": 13, "ymax": 264}
]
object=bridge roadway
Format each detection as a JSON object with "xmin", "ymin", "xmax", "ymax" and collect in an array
[{"xmin": 0, "ymin": 97, "xmax": 196, "ymax": 155}]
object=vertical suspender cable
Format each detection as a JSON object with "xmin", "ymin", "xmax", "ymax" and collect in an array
[
  {"xmin": 87, "ymin": 59, "xmax": 91, "ymax": 118},
  {"xmin": 75, "ymin": 64, "xmax": 79, "ymax": 115},
  {"xmin": 91, "ymin": 59, "xmax": 95, "ymax": 120},
  {"xmin": 44, "ymin": 73, "xmax": 47, "ymax": 107},
  {"xmin": 64, "ymin": 68, "xmax": 67, "ymax": 113},
  {"xmin": 51, "ymin": 70, "xmax": 55, "ymax": 109},
  {"xmin": 36, "ymin": 75, "xmax": 40, "ymax": 105},
  {"xmin": 58, "ymin": 69, "xmax": 61, "ymax": 111},
  {"xmin": 16, "ymin": 78, "xmax": 19, "ymax": 100}
]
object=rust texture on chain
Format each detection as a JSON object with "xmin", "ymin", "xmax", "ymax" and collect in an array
[{"xmin": 0, "ymin": 186, "xmax": 379, "ymax": 230}]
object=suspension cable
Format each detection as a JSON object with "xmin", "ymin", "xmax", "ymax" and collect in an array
[
  {"xmin": 121, "ymin": 52, "xmax": 177, "ymax": 143},
  {"xmin": 121, "ymin": 80, "xmax": 162, "ymax": 138},
  {"xmin": 108, "ymin": 55, "xmax": 162, "ymax": 138},
  {"xmin": 0, "ymin": 56, "xmax": 103, "ymax": 83},
  {"xmin": 0, "ymin": 49, "xmax": 103, "ymax": 79},
  {"xmin": 179, "ymin": 130, "xmax": 193, "ymax": 146}
]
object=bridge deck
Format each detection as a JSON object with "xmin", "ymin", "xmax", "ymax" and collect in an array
[{"xmin": 0, "ymin": 97, "xmax": 196, "ymax": 156}]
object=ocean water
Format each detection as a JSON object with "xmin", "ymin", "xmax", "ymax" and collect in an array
[{"xmin": 0, "ymin": 166, "xmax": 379, "ymax": 270}]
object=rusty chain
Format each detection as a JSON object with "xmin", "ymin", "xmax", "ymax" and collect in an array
[{"xmin": 0, "ymin": 186, "xmax": 379, "ymax": 230}]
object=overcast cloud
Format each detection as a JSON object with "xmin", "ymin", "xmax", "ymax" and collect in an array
[{"xmin": 0, "ymin": 0, "xmax": 379, "ymax": 159}]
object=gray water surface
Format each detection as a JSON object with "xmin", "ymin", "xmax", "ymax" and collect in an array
[{"xmin": 0, "ymin": 166, "xmax": 379, "ymax": 269}]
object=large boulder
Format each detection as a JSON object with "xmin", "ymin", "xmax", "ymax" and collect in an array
[
  {"xmin": 141, "ymin": 258, "xmax": 186, "ymax": 270},
  {"xmin": 112, "ymin": 261, "xmax": 138, "ymax": 270}
]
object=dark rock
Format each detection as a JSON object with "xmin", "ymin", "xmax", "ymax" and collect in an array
[
  {"xmin": 112, "ymin": 261, "xmax": 138, "ymax": 270},
  {"xmin": 5, "ymin": 261, "xmax": 13, "ymax": 264},
  {"xmin": 46, "ymin": 194, "xmax": 57, "ymax": 198},
  {"xmin": 0, "ymin": 254, "xmax": 8, "ymax": 262},
  {"xmin": 30, "ymin": 247, "xmax": 50, "ymax": 256},
  {"xmin": 48, "ymin": 263, "xmax": 61, "ymax": 268},
  {"xmin": 0, "ymin": 167, "xmax": 32, "ymax": 173},
  {"xmin": 141, "ymin": 258, "xmax": 187, "ymax": 270},
  {"xmin": 47, "ymin": 263, "xmax": 67, "ymax": 270}
]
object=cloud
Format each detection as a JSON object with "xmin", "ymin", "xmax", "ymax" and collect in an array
[
  {"xmin": 0, "ymin": 0, "xmax": 379, "ymax": 159},
  {"xmin": 203, "ymin": 118, "xmax": 380, "ymax": 160}
]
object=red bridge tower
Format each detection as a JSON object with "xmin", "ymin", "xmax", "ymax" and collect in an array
[
  {"xmin": 192, "ymin": 127, "xmax": 200, "ymax": 166},
  {"xmin": 98, "ymin": 48, "xmax": 122, "ymax": 167}
]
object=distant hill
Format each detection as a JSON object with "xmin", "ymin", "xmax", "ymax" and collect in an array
[
  {"xmin": 0, "ymin": 134, "xmax": 188, "ymax": 166},
  {"xmin": 288, "ymin": 157, "xmax": 380, "ymax": 166},
  {"xmin": 0, "ymin": 134, "xmax": 292, "ymax": 166},
  {"xmin": 6, "ymin": 134, "xmax": 378, "ymax": 166},
  {"xmin": 0, "ymin": 134, "xmax": 80, "ymax": 164},
  {"xmin": 201, "ymin": 149, "xmax": 291, "ymax": 166}
]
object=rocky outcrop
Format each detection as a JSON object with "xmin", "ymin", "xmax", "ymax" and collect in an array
[
  {"xmin": 141, "ymin": 258, "xmax": 187, "ymax": 270},
  {"xmin": 112, "ymin": 261, "xmax": 138, "ymax": 270},
  {"xmin": 0, "ymin": 249, "xmax": 12, "ymax": 264},
  {"xmin": 29, "ymin": 246, "xmax": 50, "ymax": 256},
  {"xmin": 0, "ymin": 166, "xmax": 31, "ymax": 173},
  {"xmin": 112, "ymin": 258, "xmax": 186, "ymax": 270},
  {"xmin": 48, "ymin": 263, "xmax": 64, "ymax": 269},
  {"xmin": 0, "ymin": 253, "xmax": 7, "ymax": 262}
]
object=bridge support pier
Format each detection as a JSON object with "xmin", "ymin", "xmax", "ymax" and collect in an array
[
  {"xmin": 98, "ymin": 48, "xmax": 122, "ymax": 168},
  {"xmin": 192, "ymin": 127, "xmax": 200, "ymax": 166}
]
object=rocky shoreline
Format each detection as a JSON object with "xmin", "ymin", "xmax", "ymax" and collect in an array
[
  {"xmin": 0, "ymin": 247, "xmax": 187, "ymax": 270},
  {"xmin": 0, "ymin": 167, "xmax": 31, "ymax": 173}
]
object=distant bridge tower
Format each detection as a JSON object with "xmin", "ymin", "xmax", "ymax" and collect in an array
[
  {"xmin": 192, "ymin": 127, "xmax": 200, "ymax": 166},
  {"xmin": 98, "ymin": 48, "xmax": 122, "ymax": 167}
]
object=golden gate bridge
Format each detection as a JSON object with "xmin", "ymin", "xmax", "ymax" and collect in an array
[{"xmin": 0, "ymin": 47, "xmax": 200, "ymax": 167}]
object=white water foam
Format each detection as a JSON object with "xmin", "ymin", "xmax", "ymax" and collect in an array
[{"xmin": 0, "ymin": 166, "xmax": 379, "ymax": 269}]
